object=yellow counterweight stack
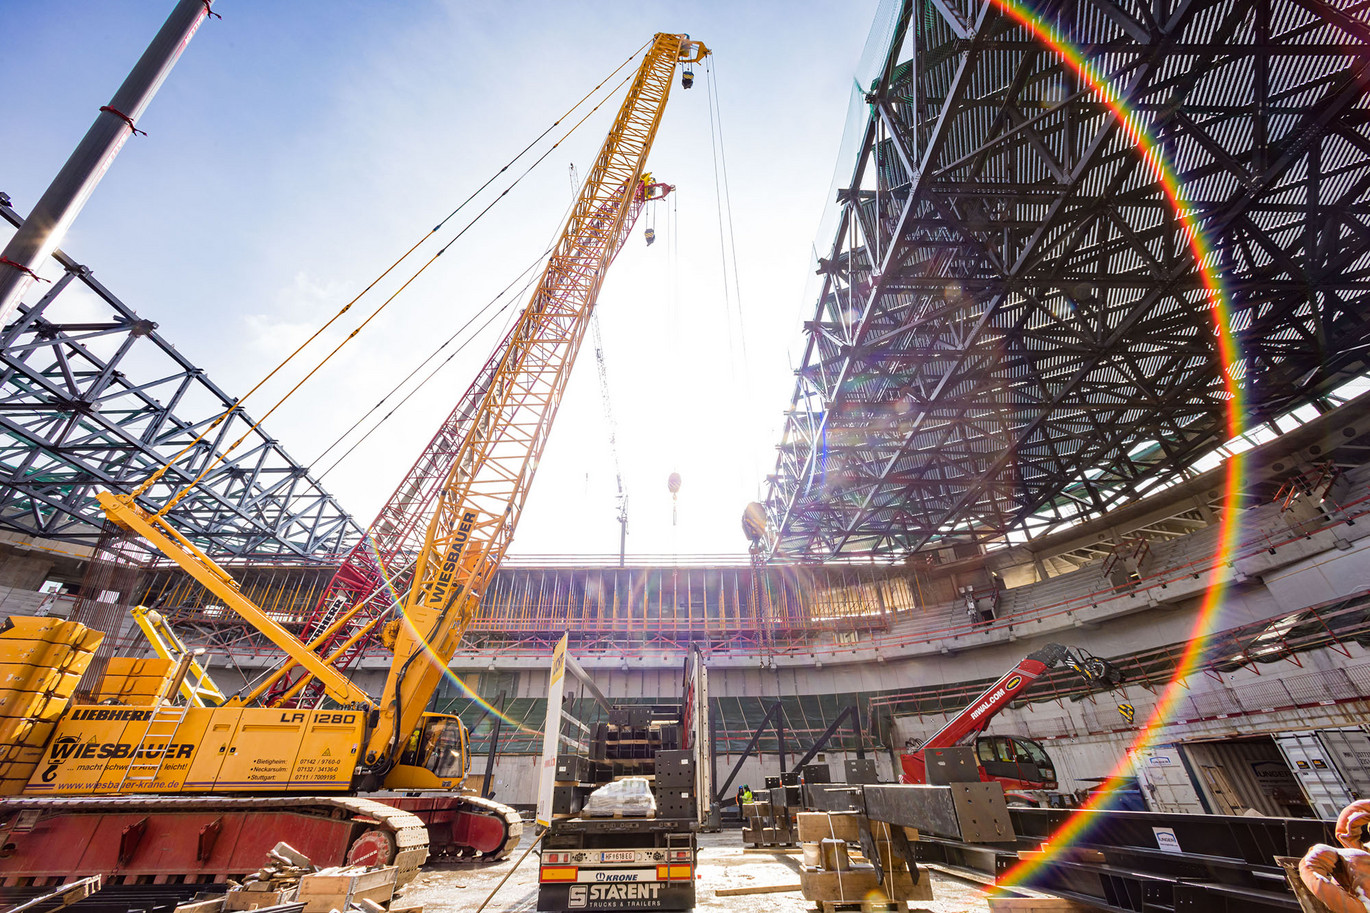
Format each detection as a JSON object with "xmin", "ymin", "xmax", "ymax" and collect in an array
[{"xmin": 0, "ymin": 616, "xmax": 104, "ymax": 793}]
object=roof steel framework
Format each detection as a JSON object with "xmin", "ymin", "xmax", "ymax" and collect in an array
[
  {"xmin": 0, "ymin": 194, "xmax": 361, "ymax": 558},
  {"xmin": 765, "ymin": 0, "xmax": 1370, "ymax": 560}
]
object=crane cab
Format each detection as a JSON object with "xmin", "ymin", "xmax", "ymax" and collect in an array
[
  {"xmin": 384, "ymin": 712, "xmax": 470, "ymax": 791},
  {"xmin": 975, "ymin": 734, "xmax": 1057, "ymax": 791}
]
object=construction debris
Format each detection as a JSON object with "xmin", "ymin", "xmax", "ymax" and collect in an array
[
  {"xmin": 173, "ymin": 843, "xmax": 419, "ymax": 913},
  {"xmin": 4, "ymin": 874, "xmax": 101, "ymax": 912}
]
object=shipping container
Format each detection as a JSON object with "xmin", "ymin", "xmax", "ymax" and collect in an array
[
  {"xmin": 1130, "ymin": 744, "xmax": 1206, "ymax": 814},
  {"xmin": 1312, "ymin": 728, "xmax": 1370, "ymax": 799},
  {"xmin": 1274, "ymin": 728, "xmax": 1370, "ymax": 819},
  {"xmin": 1180, "ymin": 737, "xmax": 1310, "ymax": 817}
]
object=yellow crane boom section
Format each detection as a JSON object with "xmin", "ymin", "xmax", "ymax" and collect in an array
[
  {"xmin": 364, "ymin": 33, "xmax": 708, "ymax": 770},
  {"xmin": 98, "ymin": 489, "xmax": 374, "ymax": 707}
]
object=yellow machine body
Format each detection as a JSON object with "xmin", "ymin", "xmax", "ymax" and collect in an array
[
  {"xmin": 23, "ymin": 705, "xmax": 365, "ymax": 795},
  {"xmin": 382, "ymin": 712, "xmax": 470, "ymax": 791}
]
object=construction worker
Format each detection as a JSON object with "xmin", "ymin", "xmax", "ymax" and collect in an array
[{"xmin": 742, "ymin": 784, "xmax": 754, "ymax": 804}]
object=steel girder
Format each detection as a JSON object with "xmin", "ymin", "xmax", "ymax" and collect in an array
[
  {"xmin": 765, "ymin": 0, "xmax": 1370, "ymax": 560},
  {"xmin": 0, "ymin": 194, "xmax": 361, "ymax": 557}
]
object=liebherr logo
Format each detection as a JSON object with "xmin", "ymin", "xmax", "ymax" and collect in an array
[
  {"xmin": 425, "ymin": 510, "xmax": 478, "ymax": 608},
  {"xmin": 69, "ymin": 708, "xmax": 153, "ymax": 722}
]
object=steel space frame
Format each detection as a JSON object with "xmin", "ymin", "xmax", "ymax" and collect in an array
[
  {"xmin": 0, "ymin": 194, "xmax": 361, "ymax": 557},
  {"xmin": 765, "ymin": 0, "xmax": 1370, "ymax": 560}
]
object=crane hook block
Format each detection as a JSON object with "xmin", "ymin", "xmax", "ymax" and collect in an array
[{"xmin": 742, "ymin": 502, "xmax": 767, "ymax": 542}]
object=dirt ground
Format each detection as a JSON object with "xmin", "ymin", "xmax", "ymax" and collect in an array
[{"xmin": 400, "ymin": 830, "xmax": 995, "ymax": 913}]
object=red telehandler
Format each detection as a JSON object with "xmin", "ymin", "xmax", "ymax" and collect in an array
[{"xmin": 899, "ymin": 643, "xmax": 1122, "ymax": 803}]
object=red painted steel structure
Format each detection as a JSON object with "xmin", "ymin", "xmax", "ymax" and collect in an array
[{"xmin": 0, "ymin": 805, "xmax": 356, "ymax": 886}]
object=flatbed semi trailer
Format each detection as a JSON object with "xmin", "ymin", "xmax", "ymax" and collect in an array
[{"xmin": 535, "ymin": 639, "xmax": 710, "ymax": 911}]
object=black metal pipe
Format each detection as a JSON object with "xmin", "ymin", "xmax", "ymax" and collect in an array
[
  {"xmin": 714, "ymin": 701, "xmax": 782, "ymax": 802},
  {"xmin": 481, "ymin": 691, "xmax": 506, "ymax": 799}
]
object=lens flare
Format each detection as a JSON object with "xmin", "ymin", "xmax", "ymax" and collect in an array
[
  {"xmin": 971, "ymin": 0, "xmax": 1247, "ymax": 896},
  {"xmin": 369, "ymin": 535, "xmax": 541, "ymax": 736}
]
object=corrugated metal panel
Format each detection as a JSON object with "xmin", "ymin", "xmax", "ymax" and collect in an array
[
  {"xmin": 1181, "ymin": 738, "xmax": 1304, "ymax": 817},
  {"xmin": 1316, "ymin": 729, "xmax": 1370, "ymax": 800},
  {"xmin": 1130, "ymin": 745, "xmax": 1205, "ymax": 814},
  {"xmin": 1276, "ymin": 732, "xmax": 1352, "ymax": 819}
]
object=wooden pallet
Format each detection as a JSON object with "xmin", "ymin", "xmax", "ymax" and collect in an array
[
  {"xmin": 799, "ymin": 868, "xmax": 934, "ymax": 903},
  {"xmin": 816, "ymin": 901, "xmax": 907, "ymax": 913}
]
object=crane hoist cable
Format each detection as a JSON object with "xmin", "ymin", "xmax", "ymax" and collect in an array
[
  {"xmin": 311, "ymin": 150, "xmax": 591, "ymax": 481},
  {"xmin": 96, "ymin": 32, "xmax": 711, "ymax": 729},
  {"xmin": 591, "ymin": 311, "xmax": 629, "ymax": 560},
  {"xmin": 311, "ymin": 245, "xmax": 552, "ymax": 480},
  {"xmin": 122, "ymin": 41, "xmax": 651, "ymax": 516},
  {"xmin": 705, "ymin": 55, "xmax": 748, "ymax": 370}
]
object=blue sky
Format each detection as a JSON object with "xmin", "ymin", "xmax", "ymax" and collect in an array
[{"xmin": 2, "ymin": 2, "xmax": 879, "ymax": 558}]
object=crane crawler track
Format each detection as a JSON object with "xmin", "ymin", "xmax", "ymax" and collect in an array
[
  {"xmin": 385, "ymin": 792, "xmax": 524, "ymax": 860},
  {"xmin": 0, "ymin": 795, "xmax": 428, "ymax": 887},
  {"xmin": 459, "ymin": 793, "xmax": 524, "ymax": 859}
]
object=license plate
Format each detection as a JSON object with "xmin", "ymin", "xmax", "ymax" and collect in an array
[{"xmin": 600, "ymin": 851, "xmax": 638, "ymax": 863}]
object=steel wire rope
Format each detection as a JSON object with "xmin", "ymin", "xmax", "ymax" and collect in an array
[
  {"xmin": 702, "ymin": 57, "xmax": 747, "ymax": 391},
  {"xmin": 309, "ymin": 148, "xmax": 589, "ymax": 480},
  {"xmin": 152, "ymin": 58, "xmax": 648, "ymax": 518},
  {"xmin": 283, "ymin": 167, "xmax": 587, "ymax": 702},
  {"xmin": 705, "ymin": 56, "xmax": 749, "ymax": 369},
  {"xmin": 309, "ymin": 246, "xmax": 553, "ymax": 482},
  {"xmin": 122, "ymin": 40, "xmax": 649, "ymax": 512}
]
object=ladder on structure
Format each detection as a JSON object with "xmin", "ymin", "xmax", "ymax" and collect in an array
[{"xmin": 118, "ymin": 703, "xmax": 190, "ymax": 790}]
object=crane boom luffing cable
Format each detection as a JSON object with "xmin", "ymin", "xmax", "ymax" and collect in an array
[
  {"xmin": 265, "ymin": 179, "xmax": 676, "ymax": 709},
  {"xmin": 102, "ymin": 30, "xmax": 709, "ymax": 735},
  {"xmin": 361, "ymin": 35, "xmax": 707, "ymax": 772}
]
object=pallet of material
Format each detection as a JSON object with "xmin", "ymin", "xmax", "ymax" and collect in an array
[
  {"xmin": 225, "ymin": 890, "xmax": 295, "ymax": 911},
  {"xmin": 743, "ymin": 826, "xmax": 795, "ymax": 846},
  {"xmin": 799, "ymin": 867, "xmax": 933, "ymax": 903},
  {"xmin": 796, "ymin": 812, "xmax": 917, "ymax": 844},
  {"xmin": 297, "ymin": 865, "xmax": 397, "ymax": 913},
  {"xmin": 797, "ymin": 811, "xmax": 930, "ymax": 905}
]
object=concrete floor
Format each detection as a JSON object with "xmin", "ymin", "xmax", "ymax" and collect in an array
[{"xmin": 400, "ymin": 831, "xmax": 994, "ymax": 913}]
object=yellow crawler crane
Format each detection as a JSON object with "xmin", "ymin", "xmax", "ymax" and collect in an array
[{"xmin": 0, "ymin": 32, "xmax": 709, "ymax": 887}]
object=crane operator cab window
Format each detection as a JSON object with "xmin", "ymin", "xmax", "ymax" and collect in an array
[
  {"xmin": 976, "ymin": 735, "xmax": 1056, "ymax": 787},
  {"xmin": 400, "ymin": 713, "xmax": 469, "ymax": 779}
]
